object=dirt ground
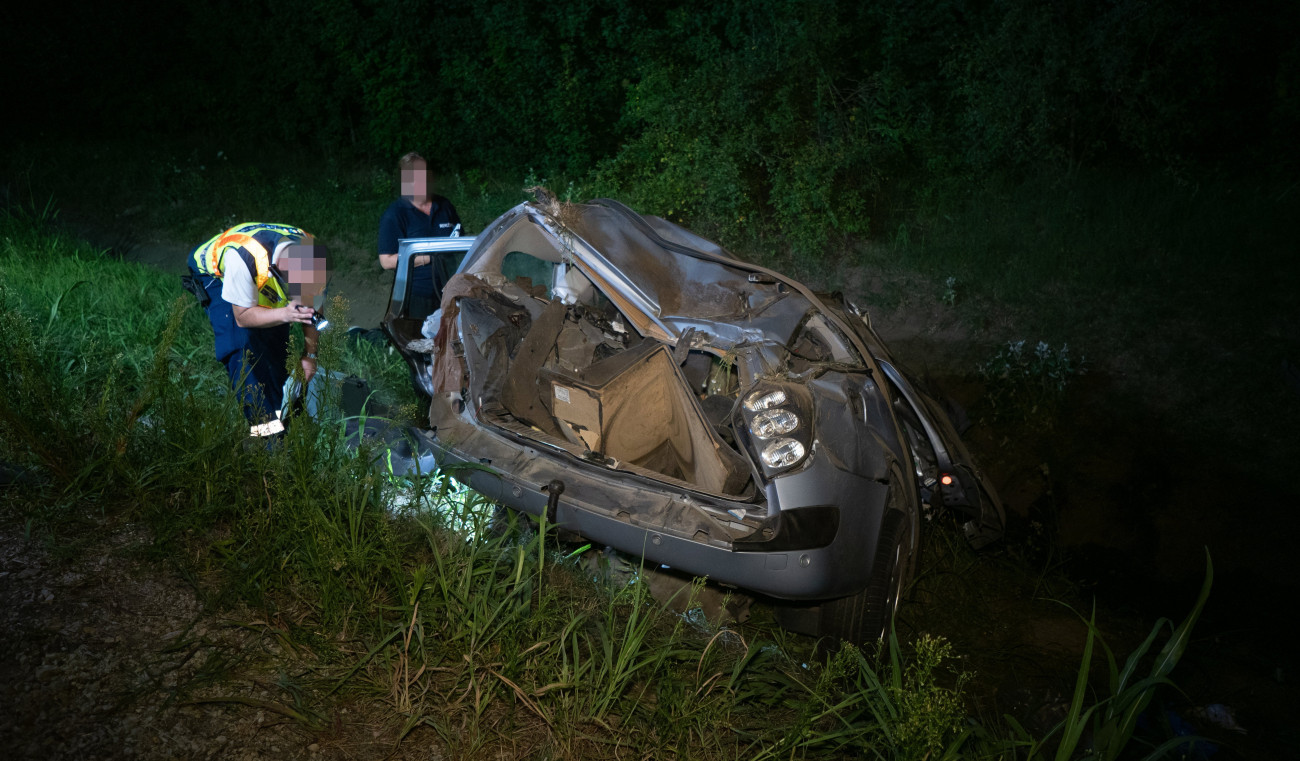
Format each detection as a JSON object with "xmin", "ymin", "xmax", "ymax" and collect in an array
[
  {"xmin": 4, "ymin": 220, "xmax": 1298, "ymax": 759},
  {"xmin": 0, "ymin": 518, "xmax": 466, "ymax": 760}
]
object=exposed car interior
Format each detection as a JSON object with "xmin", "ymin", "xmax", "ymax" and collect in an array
[{"xmin": 444, "ymin": 217, "xmax": 755, "ymax": 498}]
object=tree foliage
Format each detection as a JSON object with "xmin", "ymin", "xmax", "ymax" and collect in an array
[{"xmin": 8, "ymin": 0, "xmax": 1296, "ymax": 253}]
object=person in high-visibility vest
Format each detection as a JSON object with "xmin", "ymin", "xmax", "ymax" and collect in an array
[{"xmin": 186, "ymin": 223, "xmax": 329, "ymax": 433}]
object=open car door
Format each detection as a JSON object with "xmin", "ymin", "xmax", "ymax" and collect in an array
[{"xmin": 382, "ymin": 236, "xmax": 477, "ymax": 398}]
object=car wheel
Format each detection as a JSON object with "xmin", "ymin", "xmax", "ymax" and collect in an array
[{"xmin": 819, "ymin": 474, "xmax": 918, "ymax": 645}]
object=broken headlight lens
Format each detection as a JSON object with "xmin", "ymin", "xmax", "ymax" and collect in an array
[
  {"xmin": 751, "ymin": 408, "xmax": 799, "ymax": 438},
  {"xmin": 760, "ymin": 438, "xmax": 806, "ymax": 468},
  {"xmin": 744, "ymin": 389, "xmax": 787, "ymax": 412}
]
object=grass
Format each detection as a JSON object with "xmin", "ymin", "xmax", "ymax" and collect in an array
[
  {"xmin": 0, "ymin": 190, "xmax": 1222, "ymax": 757},
  {"xmin": 8, "ymin": 128, "xmax": 1264, "ymax": 756},
  {"xmin": 876, "ymin": 168, "xmax": 1300, "ymax": 479},
  {"xmin": 10, "ymin": 136, "xmax": 1294, "ymax": 485},
  {"xmin": 0, "ymin": 135, "xmax": 544, "ymax": 282}
]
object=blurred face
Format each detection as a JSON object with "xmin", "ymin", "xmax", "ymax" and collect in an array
[
  {"xmin": 400, "ymin": 159, "xmax": 430, "ymax": 200},
  {"xmin": 278, "ymin": 242, "xmax": 330, "ymax": 305}
]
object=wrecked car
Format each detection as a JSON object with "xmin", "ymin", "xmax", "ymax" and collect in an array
[{"xmin": 382, "ymin": 195, "xmax": 1004, "ymax": 643}]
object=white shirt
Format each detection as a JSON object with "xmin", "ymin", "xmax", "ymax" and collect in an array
[
  {"xmin": 219, "ymin": 250, "xmax": 259, "ymax": 308},
  {"xmin": 219, "ymin": 240, "xmax": 293, "ymax": 308}
]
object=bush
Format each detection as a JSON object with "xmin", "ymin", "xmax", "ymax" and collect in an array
[{"xmin": 979, "ymin": 340, "xmax": 1087, "ymax": 427}]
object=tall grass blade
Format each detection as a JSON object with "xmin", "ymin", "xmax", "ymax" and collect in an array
[
  {"xmin": 45, "ymin": 279, "xmax": 88, "ymax": 331},
  {"xmin": 1055, "ymin": 603, "xmax": 1098, "ymax": 761},
  {"xmin": 1097, "ymin": 551, "xmax": 1214, "ymax": 758}
]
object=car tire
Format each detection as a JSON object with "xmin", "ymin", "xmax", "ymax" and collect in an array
[{"xmin": 818, "ymin": 475, "xmax": 918, "ymax": 645}]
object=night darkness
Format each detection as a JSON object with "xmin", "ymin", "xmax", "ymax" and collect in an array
[{"xmin": 4, "ymin": 0, "xmax": 1300, "ymax": 758}]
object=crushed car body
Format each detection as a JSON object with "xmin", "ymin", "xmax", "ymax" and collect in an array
[{"xmin": 383, "ymin": 195, "xmax": 1004, "ymax": 642}]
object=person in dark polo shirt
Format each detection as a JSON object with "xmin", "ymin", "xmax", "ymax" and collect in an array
[{"xmin": 378, "ymin": 152, "xmax": 462, "ymax": 314}]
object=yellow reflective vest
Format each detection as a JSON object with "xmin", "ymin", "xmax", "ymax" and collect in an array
[{"xmin": 191, "ymin": 222, "xmax": 309, "ymax": 308}]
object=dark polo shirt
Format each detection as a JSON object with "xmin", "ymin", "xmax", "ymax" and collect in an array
[{"xmin": 378, "ymin": 195, "xmax": 462, "ymax": 309}]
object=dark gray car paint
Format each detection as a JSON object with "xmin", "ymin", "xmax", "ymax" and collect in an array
[{"xmin": 383, "ymin": 198, "xmax": 1004, "ymax": 602}]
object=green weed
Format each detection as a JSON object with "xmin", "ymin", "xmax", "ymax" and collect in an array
[
  {"xmin": 941, "ymin": 276, "xmax": 959, "ymax": 307},
  {"xmin": 968, "ymin": 553, "xmax": 1214, "ymax": 761},
  {"xmin": 978, "ymin": 340, "xmax": 1086, "ymax": 427}
]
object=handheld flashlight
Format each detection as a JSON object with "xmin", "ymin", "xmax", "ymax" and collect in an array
[{"xmin": 292, "ymin": 304, "xmax": 329, "ymax": 332}]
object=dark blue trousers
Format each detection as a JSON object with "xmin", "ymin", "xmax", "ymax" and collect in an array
[{"xmin": 189, "ymin": 258, "xmax": 289, "ymax": 423}]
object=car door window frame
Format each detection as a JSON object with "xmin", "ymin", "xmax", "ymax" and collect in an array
[{"xmin": 386, "ymin": 236, "xmax": 478, "ymax": 322}]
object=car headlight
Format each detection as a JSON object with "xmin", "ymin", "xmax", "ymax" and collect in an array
[
  {"xmin": 742, "ymin": 384, "xmax": 814, "ymax": 474},
  {"xmin": 761, "ymin": 438, "xmax": 806, "ymax": 468},
  {"xmin": 751, "ymin": 408, "xmax": 799, "ymax": 438},
  {"xmin": 744, "ymin": 389, "xmax": 787, "ymax": 411}
]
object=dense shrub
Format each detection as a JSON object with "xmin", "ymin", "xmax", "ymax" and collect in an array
[
  {"xmin": 592, "ymin": 2, "xmax": 911, "ymax": 254},
  {"xmin": 7, "ymin": 0, "xmax": 1297, "ymax": 255}
]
